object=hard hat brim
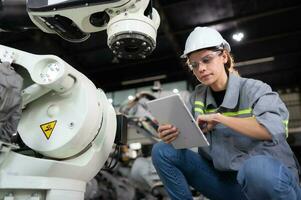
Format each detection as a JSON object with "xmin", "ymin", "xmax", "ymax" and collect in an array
[{"xmin": 180, "ymin": 42, "xmax": 231, "ymax": 59}]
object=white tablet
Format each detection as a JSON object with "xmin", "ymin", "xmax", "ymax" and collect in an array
[{"xmin": 146, "ymin": 94, "xmax": 209, "ymax": 149}]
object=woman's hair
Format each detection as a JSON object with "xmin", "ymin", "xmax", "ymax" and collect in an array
[{"xmin": 223, "ymin": 50, "xmax": 239, "ymax": 75}]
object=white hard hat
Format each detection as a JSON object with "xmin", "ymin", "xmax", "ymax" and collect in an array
[{"xmin": 181, "ymin": 27, "xmax": 231, "ymax": 58}]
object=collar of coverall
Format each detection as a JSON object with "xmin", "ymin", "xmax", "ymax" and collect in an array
[{"xmin": 205, "ymin": 73, "xmax": 240, "ymax": 109}]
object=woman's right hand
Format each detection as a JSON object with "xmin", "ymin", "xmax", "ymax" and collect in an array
[{"xmin": 157, "ymin": 124, "xmax": 179, "ymax": 144}]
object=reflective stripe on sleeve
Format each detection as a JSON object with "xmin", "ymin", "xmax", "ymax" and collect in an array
[
  {"xmin": 221, "ymin": 108, "xmax": 252, "ymax": 117},
  {"xmin": 204, "ymin": 108, "xmax": 252, "ymax": 116},
  {"xmin": 283, "ymin": 120, "xmax": 289, "ymax": 138},
  {"xmin": 206, "ymin": 108, "xmax": 217, "ymax": 113},
  {"xmin": 194, "ymin": 108, "xmax": 204, "ymax": 114},
  {"xmin": 194, "ymin": 101, "xmax": 204, "ymax": 107}
]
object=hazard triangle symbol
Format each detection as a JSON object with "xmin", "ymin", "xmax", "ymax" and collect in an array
[{"xmin": 40, "ymin": 120, "xmax": 57, "ymax": 140}]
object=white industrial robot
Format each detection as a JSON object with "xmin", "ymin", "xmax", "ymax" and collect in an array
[
  {"xmin": 0, "ymin": 0, "xmax": 160, "ymax": 199},
  {"xmin": 1, "ymin": 0, "xmax": 160, "ymax": 59}
]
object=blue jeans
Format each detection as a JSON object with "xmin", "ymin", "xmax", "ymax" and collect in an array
[{"xmin": 151, "ymin": 142, "xmax": 301, "ymax": 200}]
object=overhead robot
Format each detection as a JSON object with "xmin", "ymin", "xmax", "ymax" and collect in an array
[
  {"xmin": 0, "ymin": 0, "xmax": 160, "ymax": 199},
  {"xmin": 1, "ymin": 0, "xmax": 160, "ymax": 59}
]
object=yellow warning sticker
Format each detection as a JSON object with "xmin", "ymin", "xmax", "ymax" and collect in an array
[{"xmin": 40, "ymin": 120, "xmax": 57, "ymax": 140}]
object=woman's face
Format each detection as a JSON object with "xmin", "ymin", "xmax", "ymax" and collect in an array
[{"xmin": 188, "ymin": 49, "xmax": 228, "ymax": 86}]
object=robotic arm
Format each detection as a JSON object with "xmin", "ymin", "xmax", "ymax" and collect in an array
[
  {"xmin": 0, "ymin": 45, "xmax": 107, "ymax": 158},
  {"xmin": 0, "ymin": 44, "xmax": 118, "ymax": 200},
  {"xmin": 0, "ymin": 0, "xmax": 160, "ymax": 59}
]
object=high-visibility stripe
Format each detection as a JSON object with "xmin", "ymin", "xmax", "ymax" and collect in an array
[
  {"xmin": 194, "ymin": 101, "xmax": 204, "ymax": 107},
  {"xmin": 283, "ymin": 120, "xmax": 289, "ymax": 138},
  {"xmin": 194, "ymin": 103, "xmax": 289, "ymax": 139},
  {"xmin": 194, "ymin": 106, "xmax": 252, "ymax": 116},
  {"xmin": 194, "ymin": 108, "xmax": 204, "ymax": 114},
  {"xmin": 206, "ymin": 108, "xmax": 217, "ymax": 113},
  {"xmin": 221, "ymin": 108, "xmax": 252, "ymax": 117}
]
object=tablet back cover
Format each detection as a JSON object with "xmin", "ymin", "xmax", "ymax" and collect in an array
[{"xmin": 147, "ymin": 94, "xmax": 209, "ymax": 149}]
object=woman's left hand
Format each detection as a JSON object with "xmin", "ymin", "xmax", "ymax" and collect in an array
[{"xmin": 197, "ymin": 113, "xmax": 221, "ymax": 133}]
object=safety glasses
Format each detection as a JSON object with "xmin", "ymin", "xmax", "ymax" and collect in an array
[{"xmin": 187, "ymin": 50, "xmax": 223, "ymax": 69}]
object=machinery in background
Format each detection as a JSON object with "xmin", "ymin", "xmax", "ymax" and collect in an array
[
  {"xmin": 84, "ymin": 144, "xmax": 168, "ymax": 200},
  {"xmin": 0, "ymin": 0, "xmax": 160, "ymax": 59},
  {"xmin": 119, "ymin": 91, "xmax": 159, "ymax": 144},
  {"xmin": 119, "ymin": 83, "xmax": 191, "ymax": 144},
  {"xmin": 129, "ymin": 147, "xmax": 168, "ymax": 200},
  {"xmin": 84, "ymin": 170, "xmax": 136, "ymax": 200}
]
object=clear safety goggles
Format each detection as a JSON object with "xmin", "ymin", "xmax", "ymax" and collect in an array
[{"xmin": 187, "ymin": 50, "xmax": 223, "ymax": 69}]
